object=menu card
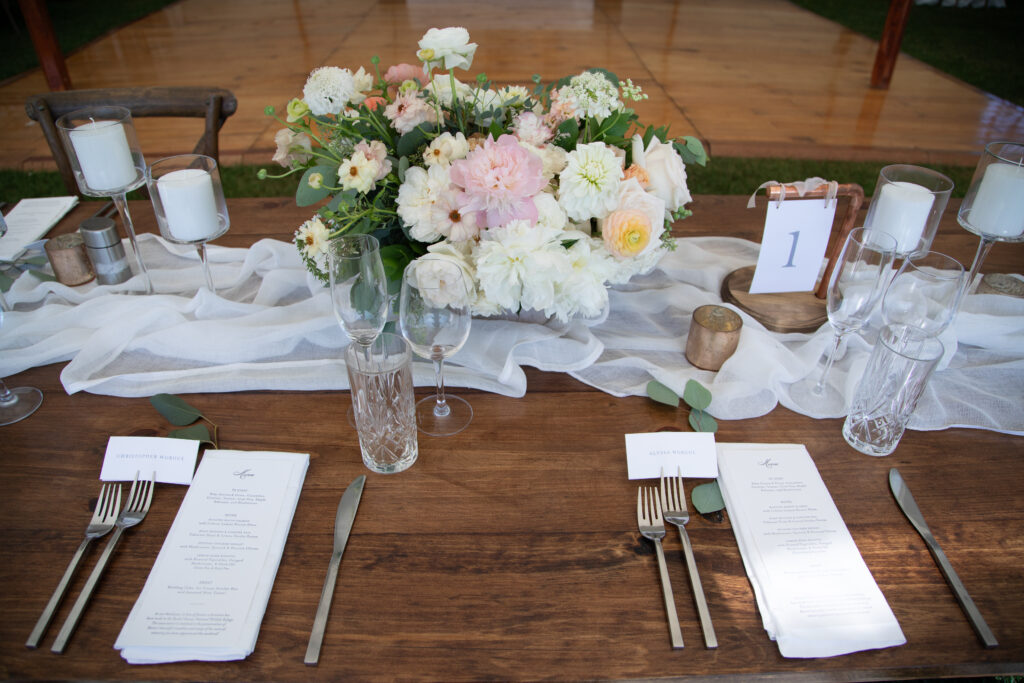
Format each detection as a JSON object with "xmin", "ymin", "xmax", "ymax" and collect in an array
[
  {"xmin": 718, "ymin": 443, "xmax": 905, "ymax": 658},
  {"xmin": 0, "ymin": 196, "xmax": 79, "ymax": 260},
  {"xmin": 115, "ymin": 450, "xmax": 308, "ymax": 664}
]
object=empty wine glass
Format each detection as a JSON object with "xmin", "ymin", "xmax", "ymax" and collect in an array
[
  {"xmin": 789, "ymin": 227, "xmax": 897, "ymax": 415},
  {"xmin": 882, "ymin": 250, "xmax": 965, "ymax": 337},
  {"xmin": 399, "ymin": 257, "xmax": 473, "ymax": 436},
  {"xmin": 0, "ymin": 292, "xmax": 43, "ymax": 426},
  {"xmin": 328, "ymin": 234, "xmax": 389, "ymax": 358}
]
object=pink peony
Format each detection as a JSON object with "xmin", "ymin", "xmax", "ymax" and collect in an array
[{"xmin": 448, "ymin": 134, "xmax": 548, "ymax": 228}]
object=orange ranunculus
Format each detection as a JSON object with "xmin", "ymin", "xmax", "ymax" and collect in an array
[
  {"xmin": 602, "ymin": 209, "xmax": 652, "ymax": 258},
  {"xmin": 362, "ymin": 96, "xmax": 387, "ymax": 112}
]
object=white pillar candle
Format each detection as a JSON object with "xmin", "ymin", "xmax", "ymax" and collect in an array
[
  {"xmin": 68, "ymin": 121, "xmax": 138, "ymax": 192},
  {"xmin": 968, "ymin": 162, "xmax": 1024, "ymax": 237},
  {"xmin": 869, "ymin": 181, "xmax": 934, "ymax": 254},
  {"xmin": 156, "ymin": 168, "xmax": 222, "ymax": 241}
]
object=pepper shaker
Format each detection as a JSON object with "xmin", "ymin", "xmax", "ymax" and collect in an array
[{"xmin": 79, "ymin": 217, "xmax": 132, "ymax": 285}]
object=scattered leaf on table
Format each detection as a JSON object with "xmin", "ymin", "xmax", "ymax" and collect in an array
[
  {"xmin": 646, "ymin": 380, "xmax": 679, "ymax": 407},
  {"xmin": 691, "ymin": 481, "xmax": 725, "ymax": 514},
  {"xmin": 150, "ymin": 393, "xmax": 205, "ymax": 426},
  {"xmin": 169, "ymin": 423, "xmax": 213, "ymax": 446},
  {"xmin": 683, "ymin": 379, "xmax": 712, "ymax": 411},
  {"xmin": 688, "ymin": 410, "xmax": 718, "ymax": 433}
]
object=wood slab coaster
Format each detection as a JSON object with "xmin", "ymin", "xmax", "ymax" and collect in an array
[{"xmin": 720, "ymin": 266, "xmax": 827, "ymax": 333}]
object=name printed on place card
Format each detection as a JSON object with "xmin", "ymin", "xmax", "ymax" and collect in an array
[
  {"xmin": 100, "ymin": 436, "xmax": 200, "ymax": 485},
  {"xmin": 625, "ymin": 432, "xmax": 717, "ymax": 480}
]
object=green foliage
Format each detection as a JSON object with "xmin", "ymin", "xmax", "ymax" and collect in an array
[
  {"xmin": 296, "ymin": 165, "xmax": 337, "ymax": 207},
  {"xmin": 646, "ymin": 378, "xmax": 717, "ymax": 433},
  {"xmin": 691, "ymin": 481, "xmax": 725, "ymax": 514},
  {"xmin": 149, "ymin": 393, "xmax": 219, "ymax": 448},
  {"xmin": 646, "ymin": 380, "xmax": 680, "ymax": 408},
  {"xmin": 168, "ymin": 423, "xmax": 214, "ymax": 448}
]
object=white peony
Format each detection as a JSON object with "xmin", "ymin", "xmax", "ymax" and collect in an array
[
  {"xmin": 396, "ymin": 165, "xmax": 455, "ymax": 242},
  {"xmin": 550, "ymin": 233, "xmax": 615, "ymax": 320},
  {"xmin": 512, "ymin": 111, "xmax": 554, "ymax": 147},
  {"xmin": 417, "ymin": 26, "xmax": 478, "ymax": 73},
  {"xmin": 557, "ymin": 142, "xmax": 623, "ymax": 221},
  {"xmin": 410, "ymin": 255, "xmax": 474, "ymax": 308},
  {"xmin": 473, "ymin": 220, "xmax": 571, "ymax": 313},
  {"xmin": 533, "ymin": 191, "xmax": 568, "ymax": 231},
  {"xmin": 631, "ymin": 134, "xmax": 692, "ymax": 215},
  {"xmin": 423, "ymin": 131, "xmax": 470, "ymax": 167},
  {"xmin": 303, "ymin": 66, "xmax": 355, "ymax": 116}
]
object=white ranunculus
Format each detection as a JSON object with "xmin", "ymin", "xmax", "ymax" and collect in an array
[
  {"xmin": 417, "ymin": 27, "xmax": 478, "ymax": 73},
  {"xmin": 396, "ymin": 165, "xmax": 454, "ymax": 242},
  {"xmin": 272, "ymin": 128, "xmax": 312, "ymax": 167},
  {"xmin": 425, "ymin": 74, "xmax": 473, "ymax": 107},
  {"xmin": 632, "ymin": 134, "xmax": 692, "ymax": 214},
  {"xmin": 303, "ymin": 66, "xmax": 356, "ymax": 116},
  {"xmin": 350, "ymin": 66, "xmax": 374, "ymax": 105},
  {"xmin": 410, "ymin": 255, "xmax": 474, "ymax": 308}
]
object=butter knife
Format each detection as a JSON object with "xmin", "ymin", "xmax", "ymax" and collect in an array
[
  {"xmin": 304, "ymin": 474, "xmax": 365, "ymax": 666},
  {"xmin": 889, "ymin": 468, "xmax": 997, "ymax": 648}
]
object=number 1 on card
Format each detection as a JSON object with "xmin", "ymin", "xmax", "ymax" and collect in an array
[{"xmin": 749, "ymin": 199, "xmax": 835, "ymax": 294}]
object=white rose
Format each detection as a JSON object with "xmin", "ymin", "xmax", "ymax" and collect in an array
[
  {"xmin": 632, "ymin": 134, "xmax": 692, "ymax": 214},
  {"xmin": 417, "ymin": 27, "xmax": 478, "ymax": 73}
]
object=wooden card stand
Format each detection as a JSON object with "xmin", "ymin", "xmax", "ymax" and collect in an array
[{"xmin": 720, "ymin": 183, "xmax": 864, "ymax": 333}]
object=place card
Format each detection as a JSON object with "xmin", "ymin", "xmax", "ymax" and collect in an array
[
  {"xmin": 625, "ymin": 432, "xmax": 717, "ymax": 479},
  {"xmin": 718, "ymin": 443, "xmax": 905, "ymax": 658},
  {"xmin": 749, "ymin": 198, "xmax": 835, "ymax": 294},
  {"xmin": 0, "ymin": 196, "xmax": 79, "ymax": 260},
  {"xmin": 115, "ymin": 449, "xmax": 308, "ymax": 664},
  {"xmin": 100, "ymin": 436, "xmax": 200, "ymax": 485}
]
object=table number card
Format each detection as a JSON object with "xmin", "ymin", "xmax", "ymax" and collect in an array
[{"xmin": 749, "ymin": 198, "xmax": 836, "ymax": 294}]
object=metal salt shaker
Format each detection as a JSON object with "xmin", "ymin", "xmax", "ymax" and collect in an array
[{"xmin": 79, "ymin": 217, "xmax": 132, "ymax": 285}]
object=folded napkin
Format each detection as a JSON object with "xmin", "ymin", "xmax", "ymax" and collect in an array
[
  {"xmin": 718, "ymin": 443, "xmax": 906, "ymax": 658},
  {"xmin": 0, "ymin": 196, "xmax": 78, "ymax": 260},
  {"xmin": 115, "ymin": 449, "xmax": 308, "ymax": 664}
]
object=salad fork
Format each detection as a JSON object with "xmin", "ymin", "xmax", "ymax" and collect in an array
[
  {"xmin": 51, "ymin": 471, "xmax": 155, "ymax": 654},
  {"xmin": 661, "ymin": 468, "xmax": 718, "ymax": 649},
  {"xmin": 26, "ymin": 482, "xmax": 122, "ymax": 649},
  {"xmin": 637, "ymin": 486, "xmax": 684, "ymax": 649}
]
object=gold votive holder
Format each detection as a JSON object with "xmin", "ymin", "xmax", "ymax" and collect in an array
[
  {"xmin": 44, "ymin": 233, "xmax": 95, "ymax": 286},
  {"xmin": 685, "ymin": 305, "xmax": 742, "ymax": 371}
]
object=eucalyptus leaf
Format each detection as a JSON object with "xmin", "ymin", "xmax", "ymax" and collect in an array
[
  {"xmin": 682, "ymin": 379, "xmax": 712, "ymax": 411},
  {"xmin": 691, "ymin": 481, "xmax": 725, "ymax": 514},
  {"xmin": 150, "ymin": 393, "xmax": 205, "ymax": 426},
  {"xmin": 169, "ymin": 423, "xmax": 213, "ymax": 446},
  {"xmin": 398, "ymin": 155, "xmax": 410, "ymax": 183},
  {"xmin": 688, "ymin": 409, "xmax": 718, "ymax": 433},
  {"xmin": 0, "ymin": 271, "xmax": 13, "ymax": 292},
  {"xmin": 646, "ymin": 380, "xmax": 679, "ymax": 408},
  {"xmin": 296, "ymin": 165, "xmax": 336, "ymax": 206},
  {"xmin": 396, "ymin": 124, "xmax": 431, "ymax": 157}
]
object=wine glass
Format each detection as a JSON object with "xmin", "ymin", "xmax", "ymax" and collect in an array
[
  {"xmin": 882, "ymin": 250, "xmax": 965, "ymax": 337},
  {"xmin": 146, "ymin": 154, "xmax": 230, "ymax": 294},
  {"xmin": 0, "ymin": 288, "xmax": 43, "ymax": 426},
  {"xmin": 399, "ymin": 257, "xmax": 473, "ymax": 436},
  {"xmin": 328, "ymin": 234, "xmax": 390, "ymax": 358},
  {"xmin": 55, "ymin": 106, "xmax": 153, "ymax": 294},
  {"xmin": 956, "ymin": 141, "xmax": 1024, "ymax": 299},
  {"xmin": 789, "ymin": 227, "xmax": 897, "ymax": 415}
]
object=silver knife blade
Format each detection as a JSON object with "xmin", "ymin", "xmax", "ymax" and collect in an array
[
  {"xmin": 889, "ymin": 468, "xmax": 997, "ymax": 648},
  {"xmin": 304, "ymin": 474, "xmax": 365, "ymax": 665}
]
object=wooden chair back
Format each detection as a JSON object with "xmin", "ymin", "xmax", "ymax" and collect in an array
[{"xmin": 24, "ymin": 86, "xmax": 238, "ymax": 196}]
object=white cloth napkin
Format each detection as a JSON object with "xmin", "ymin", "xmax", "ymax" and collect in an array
[
  {"xmin": 717, "ymin": 443, "xmax": 906, "ymax": 658},
  {"xmin": 1, "ymin": 233, "xmax": 1021, "ymax": 433},
  {"xmin": 115, "ymin": 450, "xmax": 308, "ymax": 664}
]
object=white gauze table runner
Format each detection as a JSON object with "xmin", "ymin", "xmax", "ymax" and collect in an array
[{"xmin": 1, "ymin": 233, "xmax": 1021, "ymax": 434}]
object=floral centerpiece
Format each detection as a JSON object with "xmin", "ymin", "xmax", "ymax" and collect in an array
[{"xmin": 262, "ymin": 26, "xmax": 707, "ymax": 321}]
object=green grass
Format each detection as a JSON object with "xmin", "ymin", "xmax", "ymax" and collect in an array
[
  {"xmin": 789, "ymin": 0, "xmax": 1024, "ymax": 107},
  {"xmin": 0, "ymin": 0, "xmax": 177, "ymax": 84},
  {"xmin": 0, "ymin": 158, "xmax": 976, "ymax": 207}
]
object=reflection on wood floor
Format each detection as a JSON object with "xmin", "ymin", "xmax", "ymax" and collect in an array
[{"xmin": 1, "ymin": 0, "xmax": 1022, "ymax": 172}]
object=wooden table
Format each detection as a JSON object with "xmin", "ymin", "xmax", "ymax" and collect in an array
[{"xmin": 1, "ymin": 196, "xmax": 1022, "ymax": 682}]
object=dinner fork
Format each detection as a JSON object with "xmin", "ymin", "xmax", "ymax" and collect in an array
[
  {"xmin": 51, "ymin": 471, "xmax": 155, "ymax": 654},
  {"xmin": 637, "ymin": 487, "xmax": 684, "ymax": 649},
  {"xmin": 26, "ymin": 482, "xmax": 122, "ymax": 649},
  {"xmin": 661, "ymin": 468, "xmax": 718, "ymax": 649}
]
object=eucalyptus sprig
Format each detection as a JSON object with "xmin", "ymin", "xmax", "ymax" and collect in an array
[
  {"xmin": 646, "ymin": 378, "xmax": 718, "ymax": 433},
  {"xmin": 149, "ymin": 393, "xmax": 219, "ymax": 448}
]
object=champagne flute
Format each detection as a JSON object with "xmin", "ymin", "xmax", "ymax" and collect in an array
[
  {"xmin": 399, "ymin": 257, "xmax": 473, "ymax": 436},
  {"xmin": 789, "ymin": 227, "xmax": 897, "ymax": 414},
  {"xmin": 882, "ymin": 250, "xmax": 965, "ymax": 337},
  {"xmin": 327, "ymin": 234, "xmax": 389, "ymax": 358}
]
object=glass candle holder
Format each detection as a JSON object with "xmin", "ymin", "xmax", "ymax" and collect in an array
[
  {"xmin": 863, "ymin": 164, "xmax": 953, "ymax": 258},
  {"xmin": 146, "ymin": 154, "xmax": 230, "ymax": 293},
  {"xmin": 56, "ymin": 106, "xmax": 152, "ymax": 293}
]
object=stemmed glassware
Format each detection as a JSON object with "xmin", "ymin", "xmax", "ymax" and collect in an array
[
  {"xmin": 956, "ymin": 141, "xmax": 1024, "ymax": 297},
  {"xmin": 146, "ymin": 154, "xmax": 230, "ymax": 293},
  {"xmin": 0, "ymin": 287, "xmax": 43, "ymax": 426},
  {"xmin": 328, "ymin": 234, "xmax": 390, "ymax": 359},
  {"xmin": 789, "ymin": 227, "xmax": 897, "ymax": 414},
  {"xmin": 882, "ymin": 250, "xmax": 965, "ymax": 337},
  {"xmin": 399, "ymin": 257, "xmax": 473, "ymax": 436},
  {"xmin": 55, "ymin": 106, "xmax": 153, "ymax": 294}
]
